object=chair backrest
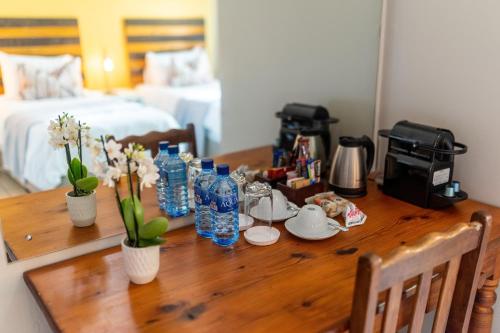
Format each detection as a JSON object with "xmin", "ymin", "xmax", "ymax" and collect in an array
[
  {"xmin": 114, "ymin": 123, "xmax": 197, "ymax": 158},
  {"xmin": 350, "ymin": 211, "xmax": 492, "ymax": 333}
]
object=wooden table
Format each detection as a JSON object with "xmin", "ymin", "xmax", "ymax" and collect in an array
[
  {"xmin": 23, "ymin": 148, "xmax": 500, "ymax": 332},
  {"xmin": 1, "ymin": 146, "xmax": 271, "ymax": 261}
]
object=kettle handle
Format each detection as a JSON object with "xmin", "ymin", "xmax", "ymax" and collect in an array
[{"xmin": 361, "ymin": 135, "xmax": 375, "ymax": 172}]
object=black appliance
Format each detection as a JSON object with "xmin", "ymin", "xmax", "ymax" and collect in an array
[
  {"xmin": 382, "ymin": 120, "xmax": 468, "ymax": 208},
  {"xmin": 276, "ymin": 103, "xmax": 339, "ymax": 163}
]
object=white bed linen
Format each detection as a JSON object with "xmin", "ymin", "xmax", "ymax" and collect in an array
[
  {"xmin": 0, "ymin": 94, "xmax": 179, "ymax": 190},
  {"xmin": 135, "ymin": 81, "xmax": 221, "ymax": 155}
]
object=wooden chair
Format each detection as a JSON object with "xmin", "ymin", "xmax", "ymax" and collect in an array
[
  {"xmin": 114, "ymin": 123, "xmax": 197, "ymax": 157},
  {"xmin": 350, "ymin": 211, "xmax": 492, "ymax": 333}
]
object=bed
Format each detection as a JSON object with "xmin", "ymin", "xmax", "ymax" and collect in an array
[
  {"xmin": 124, "ymin": 18, "xmax": 221, "ymax": 156},
  {"xmin": 0, "ymin": 18, "xmax": 180, "ymax": 191}
]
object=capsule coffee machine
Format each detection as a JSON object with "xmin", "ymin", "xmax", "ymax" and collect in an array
[
  {"xmin": 382, "ymin": 120, "xmax": 468, "ymax": 208},
  {"xmin": 275, "ymin": 103, "xmax": 339, "ymax": 170}
]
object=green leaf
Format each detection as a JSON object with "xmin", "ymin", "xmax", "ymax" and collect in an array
[
  {"xmin": 67, "ymin": 168, "xmax": 75, "ymax": 186},
  {"xmin": 121, "ymin": 197, "xmax": 136, "ymax": 240},
  {"xmin": 70, "ymin": 158, "xmax": 82, "ymax": 181},
  {"xmin": 139, "ymin": 217, "xmax": 168, "ymax": 239},
  {"xmin": 132, "ymin": 195, "xmax": 145, "ymax": 226},
  {"xmin": 138, "ymin": 237, "xmax": 165, "ymax": 247},
  {"xmin": 82, "ymin": 164, "xmax": 88, "ymax": 178},
  {"xmin": 75, "ymin": 176, "xmax": 98, "ymax": 192}
]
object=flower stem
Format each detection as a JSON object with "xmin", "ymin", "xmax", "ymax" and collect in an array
[
  {"xmin": 127, "ymin": 159, "xmax": 140, "ymax": 247},
  {"xmin": 77, "ymin": 122, "xmax": 83, "ymax": 178},
  {"xmin": 64, "ymin": 144, "xmax": 77, "ymax": 195},
  {"xmin": 100, "ymin": 136, "xmax": 133, "ymax": 244},
  {"xmin": 136, "ymin": 167, "xmax": 141, "ymax": 201}
]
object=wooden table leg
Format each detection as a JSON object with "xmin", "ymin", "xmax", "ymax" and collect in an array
[{"xmin": 468, "ymin": 277, "xmax": 498, "ymax": 333}]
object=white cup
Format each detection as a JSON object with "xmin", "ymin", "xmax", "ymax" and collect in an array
[
  {"xmin": 256, "ymin": 189, "xmax": 288, "ymax": 220},
  {"xmin": 294, "ymin": 204, "xmax": 328, "ymax": 235}
]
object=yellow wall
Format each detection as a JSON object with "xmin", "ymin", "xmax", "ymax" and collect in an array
[{"xmin": 0, "ymin": 0, "xmax": 214, "ymax": 89}]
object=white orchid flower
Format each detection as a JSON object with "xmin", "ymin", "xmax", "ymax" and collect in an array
[
  {"xmin": 103, "ymin": 166, "xmax": 123, "ymax": 188},
  {"xmin": 137, "ymin": 158, "xmax": 159, "ymax": 190},
  {"xmin": 105, "ymin": 140, "xmax": 123, "ymax": 161}
]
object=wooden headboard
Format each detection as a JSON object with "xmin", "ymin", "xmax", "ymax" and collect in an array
[
  {"xmin": 124, "ymin": 18, "xmax": 205, "ymax": 86},
  {"xmin": 0, "ymin": 18, "xmax": 81, "ymax": 93}
]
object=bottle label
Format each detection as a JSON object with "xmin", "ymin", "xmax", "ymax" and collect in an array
[
  {"xmin": 210, "ymin": 193, "xmax": 238, "ymax": 213},
  {"xmin": 164, "ymin": 172, "xmax": 169, "ymax": 187},
  {"xmin": 194, "ymin": 184, "xmax": 211, "ymax": 205}
]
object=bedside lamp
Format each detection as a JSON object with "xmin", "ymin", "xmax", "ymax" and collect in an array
[
  {"xmin": 102, "ymin": 55, "xmax": 114, "ymax": 93},
  {"xmin": 103, "ymin": 57, "xmax": 114, "ymax": 73}
]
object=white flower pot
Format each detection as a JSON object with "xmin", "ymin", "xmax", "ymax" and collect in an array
[
  {"xmin": 65, "ymin": 191, "xmax": 97, "ymax": 227},
  {"xmin": 121, "ymin": 238, "xmax": 160, "ymax": 284}
]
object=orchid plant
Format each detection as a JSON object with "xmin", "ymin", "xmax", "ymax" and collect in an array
[
  {"xmin": 48, "ymin": 113, "xmax": 98, "ymax": 197},
  {"xmin": 94, "ymin": 137, "xmax": 168, "ymax": 248}
]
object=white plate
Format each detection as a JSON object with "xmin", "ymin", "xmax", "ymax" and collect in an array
[
  {"xmin": 239, "ymin": 213, "xmax": 254, "ymax": 231},
  {"xmin": 249, "ymin": 202, "xmax": 299, "ymax": 222},
  {"xmin": 244, "ymin": 226, "xmax": 280, "ymax": 246},
  {"xmin": 284, "ymin": 217, "xmax": 340, "ymax": 240}
]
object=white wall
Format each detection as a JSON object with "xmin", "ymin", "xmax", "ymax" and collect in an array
[
  {"xmin": 379, "ymin": 0, "xmax": 500, "ymax": 207},
  {"xmin": 217, "ymin": 0, "xmax": 382, "ymax": 153},
  {"xmin": 379, "ymin": 1, "xmax": 500, "ymax": 331}
]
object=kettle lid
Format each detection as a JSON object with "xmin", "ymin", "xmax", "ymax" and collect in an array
[{"xmin": 339, "ymin": 136, "xmax": 364, "ymax": 147}]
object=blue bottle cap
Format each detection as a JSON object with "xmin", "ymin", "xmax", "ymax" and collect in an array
[
  {"xmin": 167, "ymin": 145, "xmax": 179, "ymax": 154},
  {"xmin": 158, "ymin": 141, "xmax": 169, "ymax": 151},
  {"xmin": 201, "ymin": 158, "xmax": 214, "ymax": 170},
  {"xmin": 217, "ymin": 164, "xmax": 230, "ymax": 176}
]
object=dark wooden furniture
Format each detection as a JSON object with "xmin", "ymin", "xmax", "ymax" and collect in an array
[
  {"xmin": 351, "ymin": 212, "xmax": 491, "ymax": 333},
  {"xmin": 123, "ymin": 18, "xmax": 205, "ymax": 86},
  {"xmin": 23, "ymin": 176, "xmax": 500, "ymax": 332},
  {"xmin": 115, "ymin": 123, "xmax": 198, "ymax": 157},
  {"xmin": 1, "ymin": 146, "xmax": 269, "ymax": 261}
]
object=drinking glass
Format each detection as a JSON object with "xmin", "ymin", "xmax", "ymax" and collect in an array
[{"xmin": 243, "ymin": 181, "xmax": 273, "ymax": 229}]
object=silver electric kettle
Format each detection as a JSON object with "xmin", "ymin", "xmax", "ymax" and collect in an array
[{"xmin": 328, "ymin": 135, "xmax": 374, "ymax": 197}]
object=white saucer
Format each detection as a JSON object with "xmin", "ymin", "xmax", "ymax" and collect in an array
[
  {"xmin": 250, "ymin": 202, "xmax": 299, "ymax": 222},
  {"xmin": 284, "ymin": 217, "xmax": 340, "ymax": 240},
  {"xmin": 239, "ymin": 213, "xmax": 254, "ymax": 231},
  {"xmin": 244, "ymin": 226, "xmax": 280, "ymax": 246}
]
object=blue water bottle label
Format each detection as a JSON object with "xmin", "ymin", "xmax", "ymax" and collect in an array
[
  {"xmin": 194, "ymin": 185, "xmax": 210, "ymax": 205},
  {"xmin": 164, "ymin": 172, "xmax": 169, "ymax": 187},
  {"xmin": 210, "ymin": 194, "xmax": 238, "ymax": 213}
]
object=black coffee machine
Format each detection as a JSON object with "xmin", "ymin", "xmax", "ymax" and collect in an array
[
  {"xmin": 276, "ymin": 103, "xmax": 339, "ymax": 167},
  {"xmin": 382, "ymin": 121, "xmax": 468, "ymax": 208}
]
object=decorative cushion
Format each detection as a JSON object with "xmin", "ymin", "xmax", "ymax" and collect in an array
[
  {"xmin": 0, "ymin": 52, "xmax": 83, "ymax": 99},
  {"xmin": 17, "ymin": 57, "xmax": 83, "ymax": 100},
  {"xmin": 143, "ymin": 47, "xmax": 213, "ymax": 86}
]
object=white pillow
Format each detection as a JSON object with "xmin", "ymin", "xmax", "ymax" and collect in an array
[
  {"xmin": 17, "ymin": 57, "xmax": 83, "ymax": 100},
  {"xmin": 0, "ymin": 52, "xmax": 83, "ymax": 99},
  {"xmin": 143, "ymin": 47, "xmax": 213, "ymax": 86}
]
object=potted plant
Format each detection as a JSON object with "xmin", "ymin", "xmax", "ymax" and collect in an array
[
  {"xmin": 48, "ymin": 113, "xmax": 99, "ymax": 227},
  {"xmin": 95, "ymin": 136, "xmax": 168, "ymax": 284}
]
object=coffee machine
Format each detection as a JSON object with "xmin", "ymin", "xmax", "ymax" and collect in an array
[
  {"xmin": 382, "ymin": 121, "xmax": 468, "ymax": 208},
  {"xmin": 275, "ymin": 103, "xmax": 339, "ymax": 169}
]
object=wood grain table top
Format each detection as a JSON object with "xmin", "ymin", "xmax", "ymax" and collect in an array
[
  {"xmin": 1, "ymin": 146, "xmax": 272, "ymax": 261},
  {"xmin": 24, "ymin": 176, "xmax": 500, "ymax": 332}
]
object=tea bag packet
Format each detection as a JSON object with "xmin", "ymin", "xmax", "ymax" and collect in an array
[{"xmin": 342, "ymin": 202, "xmax": 367, "ymax": 228}]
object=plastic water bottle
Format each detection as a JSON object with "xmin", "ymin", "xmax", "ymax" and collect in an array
[
  {"xmin": 194, "ymin": 159, "xmax": 216, "ymax": 238},
  {"xmin": 154, "ymin": 141, "xmax": 169, "ymax": 210},
  {"xmin": 209, "ymin": 164, "xmax": 239, "ymax": 246},
  {"xmin": 164, "ymin": 145, "xmax": 189, "ymax": 217}
]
